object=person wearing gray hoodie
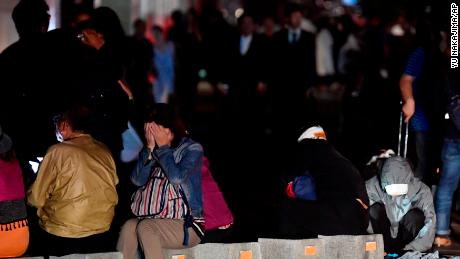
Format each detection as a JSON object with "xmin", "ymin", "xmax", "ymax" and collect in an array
[{"xmin": 366, "ymin": 156, "xmax": 435, "ymax": 253}]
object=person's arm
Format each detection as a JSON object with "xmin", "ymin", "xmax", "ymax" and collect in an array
[
  {"xmin": 365, "ymin": 176, "xmax": 383, "ymax": 207},
  {"xmin": 154, "ymin": 142, "xmax": 203, "ymax": 185},
  {"xmin": 400, "ymin": 48, "xmax": 425, "ymax": 123},
  {"xmin": 403, "ymin": 185, "xmax": 436, "ymax": 252},
  {"xmin": 27, "ymin": 149, "xmax": 58, "ymax": 208},
  {"xmin": 130, "ymin": 147, "xmax": 155, "ymax": 186},
  {"xmin": 131, "ymin": 123, "xmax": 157, "ymax": 186},
  {"xmin": 118, "ymin": 80, "xmax": 134, "ymax": 100},
  {"xmin": 400, "ymin": 74, "xmax": 416, "ymax": 123}
]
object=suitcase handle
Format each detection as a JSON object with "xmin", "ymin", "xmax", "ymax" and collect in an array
[{"xmin": 397, "ymin": 110, "xmax": 409, "ymax": 158}]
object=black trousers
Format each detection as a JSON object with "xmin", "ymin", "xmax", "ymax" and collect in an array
[
  {"xmin": 30, "ymin": 226, "xmax": 115, "ymax": 256},
  {"xmin": 278, "ymin": 198, "xmax": 369, "ymax": 239},
  {"xmin": 369, "ymin": 203, "xmax": 424, "ymax": 253}
]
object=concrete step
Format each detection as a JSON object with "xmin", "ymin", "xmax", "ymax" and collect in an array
[
  {"xmin": 318, "ymin": 234, "xmax": 384, "ymax": 259},
  {"xmin": 258, "ymin": 234, "xmax": 384, "ymax": 259},
  {"xmin": 49, "ymin": 252, "xmax": 123, "ymax": 259},
  {"xmin": 164, "ymin": 242, "xmax": 262, "ymax": 259},
  {"xmin": 258, "ymin": 238, "xmax": 326, "ymax": 259}
]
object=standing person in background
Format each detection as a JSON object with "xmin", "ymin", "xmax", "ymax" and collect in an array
[
  {"xmin": 315, "ymin": 16, "xmax": 335, "ymax": 81},
  {"xmin": 0, "ymin": 125, "xmax": 29, "ymax": 257},
  {"xmin": 153, "ymin": 26, "xmax": 176, "ymax": 104},
  {"xmin": 117, "ymin": 103, "xmax": 204, "ymax": 259},
  {"xmin": 272, "ymin": 3, "xmax": 316, "ymax": 145},
  {"xmin": 74, "ymin": 7, "xmax": 131, "ymax": 157},
  {"xmin": 0, "ymin": 0, "xmax": 53, "ymax": 167},
  {"xmin": 399, "ymin": 19, "xmax": 444, "ymax": 184},
  {"xmin": 434, "ymin": 42, "xmax": 460, "ymax": 247},
  {"xmin": 174, "ymin": 9, "xmax": 206, "ymax": 123},
  {"xmin": 126, "ymin": 19, "xmax": 155, "ymax": 114},
  {"xmin": 27, "ymin": 106, "xmax": 118, "ymax": 256},
  {"xmin": 228, "ymin": 13, "xmax": 267, "ymax": 125},
  {"xmin": 260, "ymin": 16, "xmax": 278, "ymax": 39}
]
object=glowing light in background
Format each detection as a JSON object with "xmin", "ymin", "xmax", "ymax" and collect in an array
[
  {"xmin": 46, "ymin": 0, "xmax": 60, "ymax": 31},
  {"xmin": 235, "ymin": 8, "xmax": 244, "ymax": 19},
  {"xmin": 342, "ymin": 0, "xmax": 358, "ymax": 6}
]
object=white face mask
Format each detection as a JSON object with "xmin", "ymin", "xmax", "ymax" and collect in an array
[
  {"xmin": 385, "ymin": 184, "xmax": 408, "ymax": 196},
  {"xmin": 55, "ymin": 129, "xmax": 64, "ymax": 143}
]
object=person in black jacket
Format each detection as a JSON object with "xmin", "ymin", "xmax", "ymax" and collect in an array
[
  {"xmin": 227, "ymin": 13, "xmax": 268, "ymax": 128},
  {"xmin": 0, "ymin": 0, "xmax": 53, "ymax": 164},
  {"xmin": 272, "ymin": 3, "xmax": 316, "ymax": 139},
  {"xmin": 279, "ymin": 126, "xmax": 369, "ymax": 238}
]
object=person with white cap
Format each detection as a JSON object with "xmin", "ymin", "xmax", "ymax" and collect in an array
[
  {"xmin": 279, "ymin": 125, "xmax": 369, "ymax": 238},
  {"xmin": 0, "ymin": 125, "xmax": 29, "ymax": 257}
]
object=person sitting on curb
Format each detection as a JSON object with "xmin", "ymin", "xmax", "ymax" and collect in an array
[
  {"xmin": 366, "ymin": 155, "xmax": 435, "ymax": 255},
  {"xmin": 279, "ymin": 125, "xmax": 369, "ymax": 238},
  {"xmin": 0, "ymin": 125, "xmax": 29, "ymax": 257},
  {"xmin": 27, "ymin": 106, "xmax": 118, "ymax": 256}
]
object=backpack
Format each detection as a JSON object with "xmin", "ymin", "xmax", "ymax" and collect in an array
[
  {"xmin": 130, "ymin": 163, "xmax": 188, "ymax": 219},
  {"xmin": 201, "ymin": 156, "xmax": 234, "ymax": 231},
  {"xmin": 287, "ymin": 173, "xmax": 317, "ymax": 201}
]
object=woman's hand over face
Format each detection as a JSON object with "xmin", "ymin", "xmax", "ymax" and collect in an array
[
  {"xmin": 144, "ymin": 122, "xmax": 156, "ymax": 151},
  {"xmin": 152, "ymin": 123, "xmax": 173, "ymax": 147}
]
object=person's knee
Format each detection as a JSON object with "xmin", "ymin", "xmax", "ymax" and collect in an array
[
  {"xmin": 369, "ymin": 203, "xmax": 385, "ymax": 220},
  {"xmin": 405, "ymin": 209, "xmax": 425, "ymax": 230},
  {"xmin": 120, "ymin": 218, "xmax": 139, "ymax": 236},
  {"xmin": 136, "ymin": 219, "xmax": 161, "ymax": 240},
  {"xmin": 117, "ymin": 218, "xmax": 140, "ymax": 251}
]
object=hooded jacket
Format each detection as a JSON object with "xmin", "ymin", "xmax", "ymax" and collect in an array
[
  {"xmin": 366, "ymin": 156, "xmax": 435, "ymax": 252},
  {"xmin": 291, "ymin": 139, "xmax": 369, "ymax": 206}
]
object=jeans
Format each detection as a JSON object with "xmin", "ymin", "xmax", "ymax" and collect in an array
[{"xmin": 435, "ymin": 138, "xmax": 460, "ymax": 235}]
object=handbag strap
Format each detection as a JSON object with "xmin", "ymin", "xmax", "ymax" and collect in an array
[{"xmin": 151, "ymin": 151, "xmax": 194, "ymax": 246}]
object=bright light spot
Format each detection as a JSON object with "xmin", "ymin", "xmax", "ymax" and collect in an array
[
  {"xmin": 37, "ymin": 157, "xmax": 43, "ymax": 162},
  {"xmin": 390, "ymin": 24, "xmax": 405, "ymax": 37},
  {"xmin": 29, "ymin": 161, "xmax": 39, "ymax": 174},
  {"xmin": 342, "ymin": 0, "xmax": 358, "ymax": 6},
  {"xmin": 198, "ymin": 69, "xmax": 207, "ymax": 79},
  {"xmin": 235, "ymin": 8, "xmax": 244, "ymax": 19}
]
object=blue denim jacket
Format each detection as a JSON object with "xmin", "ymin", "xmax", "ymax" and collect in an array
[{"xmin": 131, "ymin": 137, "xmax": 204, "ymax": 218}]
